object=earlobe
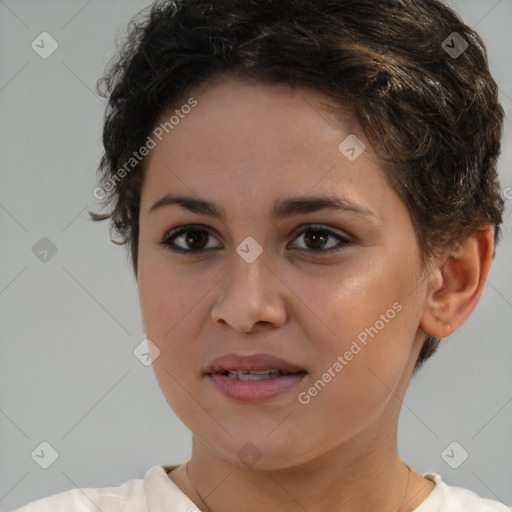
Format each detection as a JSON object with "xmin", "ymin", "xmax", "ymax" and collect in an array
[{"xmin": 419, "ymin": 225, "xmax": 495, "ymax": 339}]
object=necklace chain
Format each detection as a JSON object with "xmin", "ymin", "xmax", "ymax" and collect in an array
[
  {"xmin": 186, "ymin": 461, "xmax": 212, "ymax": 512},
  {"xmin": 185, "ymin": 461, "xmax": 412, "ymax": 512},
  {"xmin": 398, "ymin": 464, "xmax": 412, "ymax": 511}
]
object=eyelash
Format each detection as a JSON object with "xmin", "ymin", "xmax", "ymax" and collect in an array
[{"xmin": 160, "ymin": 224, "xmax": 353, "ymax": 255}]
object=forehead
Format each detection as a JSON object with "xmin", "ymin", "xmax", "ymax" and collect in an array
[{"xmin": 140, "ymin": 78, "xmax": 399, "ymax": 223}]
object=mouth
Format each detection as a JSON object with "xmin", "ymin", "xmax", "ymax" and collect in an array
[
  {"xmin": 205, "ymin": 352, "xmax": 307, "ymax": 377},
  {"xmin": 219, "ymin": 369, "xmax": 306, "ymax": 381},
  {"xmin": 204, "ymin": 353, "xmax": 307, "ymax": 402}
]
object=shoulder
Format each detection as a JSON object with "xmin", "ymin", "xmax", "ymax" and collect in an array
[
  {"xmin": 417, "ymin": 473, "xmax": 512, "ymax": 512},
  {"xmin": 13, "ymin": 466, "xmax": 169, "ymax": 512}
]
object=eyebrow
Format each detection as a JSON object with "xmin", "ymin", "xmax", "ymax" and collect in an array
[{"xmin": 148, "ymin": 193, "xmax": 377, "ymax": 221}]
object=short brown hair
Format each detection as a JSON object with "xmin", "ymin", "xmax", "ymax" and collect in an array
[{"xmin": 90, "ymin": 0, "xmax": 505, "ymax": 370}]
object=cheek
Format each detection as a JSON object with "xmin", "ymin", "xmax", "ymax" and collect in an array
[
  {"xmin": 137, "ymin": 259, "xmax": 203, "ymax": 404},
  {"xmin": 299, "ymin": 259, "xmax": 397, "ymax": 342},
  {"xmin": 138, "ymin": 255, "xmax": 202, "ymax": 336},
  {"xmin": 137, "ymin": 255, "xmax": 222, "ymax": 380},
  {"xmin": 299, "ymin": 254, "xmax": 418, "ymax": 386}
]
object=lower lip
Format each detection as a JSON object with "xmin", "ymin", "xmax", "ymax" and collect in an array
[{"xmin": 208, "ymin": 373, "xmax": 307, "ymax": 403}]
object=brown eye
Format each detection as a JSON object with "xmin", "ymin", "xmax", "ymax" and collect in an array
[
  {"xmin": 303, "ymin": 230, "xmax": 330, "ymax": 250},
  {"xmin": 182, "ymin": 229, "xmax": 208, "ymax": 250},
  {"xmin": 161, "ymin": 225, "xmax": 222, "ymax": 253},
  {"xmin": 289, "ymin": 225, "xmax": 352, "ymax": 253}
]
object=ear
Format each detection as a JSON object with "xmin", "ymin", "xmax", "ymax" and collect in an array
[{"xmin": 419, "ymin": 225, "xmax": 495, "ymax": 338}]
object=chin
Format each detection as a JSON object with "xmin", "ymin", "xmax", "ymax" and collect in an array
[{"xmin": 196, "ymin": 429, "xmax": 318, "ymax": 471}]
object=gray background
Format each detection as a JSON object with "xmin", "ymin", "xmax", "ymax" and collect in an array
[{"xmin": 0, "ymin": 0, "xmax": 511, "ymax": 510}]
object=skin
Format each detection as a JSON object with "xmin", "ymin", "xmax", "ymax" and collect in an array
[{"xmin": 136, "ymin": 78, "xmax": 494, "ymax": 512}]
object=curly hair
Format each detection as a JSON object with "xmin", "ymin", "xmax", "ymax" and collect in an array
[{"xmin": 89, "ymin": 0, "xmax": 505, "ymax": 371}]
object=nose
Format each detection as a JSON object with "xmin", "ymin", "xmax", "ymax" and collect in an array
[{"xmin": 210, "ymin": 248, "xmax": 287, "ymax": 334}]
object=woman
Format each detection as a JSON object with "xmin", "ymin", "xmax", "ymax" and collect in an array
[{"xmin": 17, "ymin": 0, "xmax": 511, "ymax": 510}]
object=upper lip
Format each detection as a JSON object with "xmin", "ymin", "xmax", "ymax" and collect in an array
[{"xmin": 205, "ymin": 353, "xmax": 306, "ymax": 374}]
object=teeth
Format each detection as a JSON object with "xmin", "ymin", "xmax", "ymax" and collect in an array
[{"xmin": 225, "ymin": 369, "xmax": 288, "ymax": 381}]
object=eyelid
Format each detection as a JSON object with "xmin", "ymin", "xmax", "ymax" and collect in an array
[{"xmin": 290, "ymin": 224, "xmax": 351, "ymax": 242}]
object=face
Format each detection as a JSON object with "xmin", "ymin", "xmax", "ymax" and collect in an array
[{"xmin": 137, "ymin": 78, "xmax": 430, "ymax": 469}]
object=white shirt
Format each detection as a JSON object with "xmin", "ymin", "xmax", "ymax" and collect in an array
[{"xmin": 13, "ymin": 465, "xmax": 512, "ymax": 512}]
